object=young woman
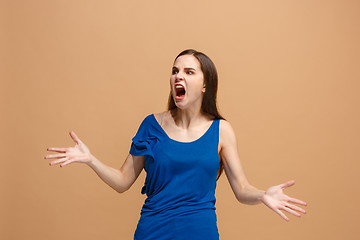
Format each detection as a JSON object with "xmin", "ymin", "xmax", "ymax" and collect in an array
[{"xmin": 45, "ymin": 49, "xmax": 307, "ymax": 239}]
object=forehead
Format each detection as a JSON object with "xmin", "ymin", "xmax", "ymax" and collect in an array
[{"xmin": 173, "ymin": 55, "xmax": 201, "ymax": 69}]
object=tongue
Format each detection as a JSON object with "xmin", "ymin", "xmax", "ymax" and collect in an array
[
  {"xmin": 177, "ymin": 89, "xmax": 185, "ymax": 96},
  {"xmin": 175, "ymin": 88, "xmax": 185, "ymax": 99}
]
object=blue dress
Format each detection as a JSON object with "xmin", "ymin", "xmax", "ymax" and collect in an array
[{"xmin": 129, "ymin": 114, "xmax": 220, "ymax": 240}]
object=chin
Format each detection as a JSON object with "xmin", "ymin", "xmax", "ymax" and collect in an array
[
  {"xmin": 175, "ymin": 102, "xmax": 185, "ymax": 109},
  {"xmin": 174, "ymin": 100, "xmax": 188, "ymax": 110}
]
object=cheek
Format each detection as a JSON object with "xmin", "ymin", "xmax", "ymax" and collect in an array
[
  {"xmin": 169, "ymin": 77, "xmax": 175, "ymax": 93},
  {"xmin": 194, "ymin": 78, "xmax": 205, "ymax": 91},
  {"xmin": 187, "ymin": 81, "xmax": 204, "ymax": 96},
  {"xmin": 170, "ymin": 75, "xmax": 176, "ymax": 84}
]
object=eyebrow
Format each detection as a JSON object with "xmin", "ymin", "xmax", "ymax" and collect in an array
[{"xmin": 172, "ymin": 66, "xmax": 197, "ymax": 71}]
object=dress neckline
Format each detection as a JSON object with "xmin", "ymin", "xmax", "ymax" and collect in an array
[{"xmin": 151, "ymin": 114, "xmax": 216, "ymax": 144}]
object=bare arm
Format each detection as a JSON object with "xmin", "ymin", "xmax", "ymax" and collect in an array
[
  {"xmin": 219, "ymin": 120, "xmax": 265, "ymax": 204},
  {"xmin": 45, "ymin": 131, "xmax": 144, "ymax": 193},
  {"xmin": 86, "ymin": 153, "xmax": 144, "ymax": 193},
  {"xmin": 219, "ymin": 120, "xmax": 307, "ymax": 221}
]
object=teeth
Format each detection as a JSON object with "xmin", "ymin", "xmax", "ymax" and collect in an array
[{"xmin": 176, "ymin": 85, "xmax": 183, "ymax": 89}]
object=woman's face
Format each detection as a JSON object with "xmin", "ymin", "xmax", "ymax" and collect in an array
[{"xmin": 170, "ymin": 55, "xmax": 205, "ymax": 110}]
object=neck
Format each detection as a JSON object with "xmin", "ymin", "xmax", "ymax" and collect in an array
[{"xmin": 171, "ymin": 107, "xmax": 207, "ymax": 129}]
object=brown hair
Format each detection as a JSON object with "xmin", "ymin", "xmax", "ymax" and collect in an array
[{"xmin": 167, "ymin": 49, "xmax": 225, "ymax": 180}]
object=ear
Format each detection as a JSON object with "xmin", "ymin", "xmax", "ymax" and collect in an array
[{"xmin": 202, "ymin": 84, "xmax": 206, "ymax": 93}]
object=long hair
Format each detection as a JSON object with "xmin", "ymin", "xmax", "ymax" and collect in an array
[{"xmin": 167, "ymin": 49, "xmax": 225, "ymax": 180}]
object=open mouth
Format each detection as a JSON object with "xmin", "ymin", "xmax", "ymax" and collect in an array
[{"xmin": 175, "ymin": 84, "xmax": 186, "ymax": 100}]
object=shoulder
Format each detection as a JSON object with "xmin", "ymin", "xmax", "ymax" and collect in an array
[
  {"xmin": 219, "ymin": 119, "xmax": 235, "ymax": 136},
  {"xmin": 153, "ymin": 110, "xmax": 173, "ymax": 125},
  {"xmin": 219, "ymin": 119, "xmax": 237, "ymax": 148},
  {"xmin": 153, "ymin": 111, "xmax": 165, "ymax": 121},
  {"xmin": 133, "ymin": 113, "xmax": 159, "ymax": 136},
  {"xmin": 135, "ymin": 113, "xmax": 155, "ymax": 130},
  {"xmin": 140, "ymin": 113, "xmax": 155, "ymax": 124}
]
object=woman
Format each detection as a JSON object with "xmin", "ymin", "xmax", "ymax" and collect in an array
[{"xmin": 45, "ymin": 49, "xmax": 307, "ymax": 239}]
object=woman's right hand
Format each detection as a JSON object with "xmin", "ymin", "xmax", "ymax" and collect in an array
[{"xmin": 45, "ymin": 131, "xmax": 93, "ymax": 167}]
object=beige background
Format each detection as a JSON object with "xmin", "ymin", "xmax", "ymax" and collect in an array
[{"xmin": 1, "ymin": 0, "xmax": 359, "ymax": 239}]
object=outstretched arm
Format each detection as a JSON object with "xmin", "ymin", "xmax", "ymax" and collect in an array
[
  {"xmin": 45, "ymin": 131, "xmax": 144, "ymax": 193},
  {"xmin": 219, "ymin": 120, "xmax": 307, "ymax": 221}
]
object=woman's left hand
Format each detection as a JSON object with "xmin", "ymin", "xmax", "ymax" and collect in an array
[{"xmin": 261, "ymin": 180, "xmax": 307, "ymax": 221}]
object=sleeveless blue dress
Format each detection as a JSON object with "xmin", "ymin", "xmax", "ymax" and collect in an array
[{"xmin": 129, "ymin": 114, "xmax": 220, "ymax": 240}]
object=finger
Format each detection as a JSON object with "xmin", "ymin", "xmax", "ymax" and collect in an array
[
  {"xmin": 287, "ymin": 196, "xmax": 307, "ymax": 206},
  {"xmin": 60, "ymin": 159, "xmax": 76, "ymax": 167},
  {"xmin": 49, "ymin": 157, "xmax": 68, "ymax": 166},
  {"xmin": 59, "ymin": 155, "xmax": 87, "ymax": 167},
  {"xmin": 44, "ymin": 153, "xmax": 66, "ymax": 159},
  {"xmin": 282, "ymin": 206, "xmax": 301, "ymax": 218},
  {"xmin": 47, "ymin": 147, "xmax": 68, "ymax": 153},
  {"xmin": 280, "ymin": 180, "xmax": 295, "ymax": 190},
  {"xmin": 285, "ymin": 203, "xmax": 307, "ymax": 214},
  {"xmin": 274, "ymin": 209, "xmax": 289, "ymax": 222},
  {"xmin": 69, "ymin": 131, "xmax": 81, "ymax": 144}
]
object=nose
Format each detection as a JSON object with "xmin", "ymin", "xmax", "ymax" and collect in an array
[{"xmin": 175, "ymin": 72, "xmax": 185, "ymax": 81}]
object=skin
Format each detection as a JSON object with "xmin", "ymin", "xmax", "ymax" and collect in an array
[{"xmin": 45, "ymin": 54, "xmax": 307, "ymax": 222}]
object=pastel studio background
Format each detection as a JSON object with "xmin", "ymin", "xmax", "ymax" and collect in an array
[{"xmin": 1, "ymin": 0, "xmax": 359, "ymax": 239}]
